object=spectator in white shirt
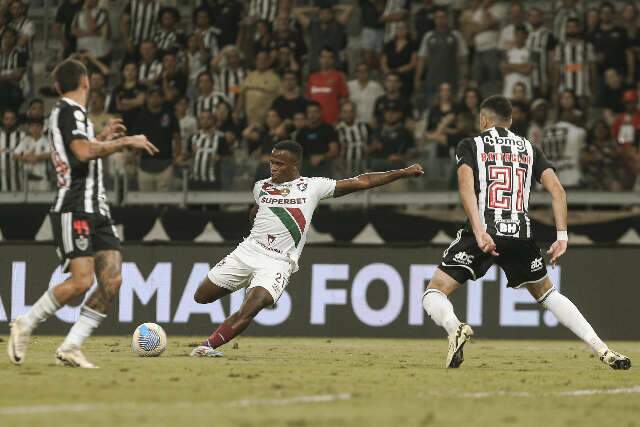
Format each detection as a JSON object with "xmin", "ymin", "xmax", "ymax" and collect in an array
[
  {"xmin": 501, "ymin": 25, "xmax": 533, "ymax": 99},
  {"xmin": 71, "ymin": 0, "xmax": 112, "ymax": 63},
  {"xmin": 498, "ymin": 2, "xmax": 529, "ymax": 51},
  {"xmin": 13, "ymin": 118, "xmax": 51, "ymax": 192},
  {"xmin": 348, "ymin": 62, "xmax": 384, "ymax": 125}
]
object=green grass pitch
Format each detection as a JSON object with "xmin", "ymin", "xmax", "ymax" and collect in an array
[{"xmin": 0, "ymin": 336, "xmax": 639, "ymax": 427}]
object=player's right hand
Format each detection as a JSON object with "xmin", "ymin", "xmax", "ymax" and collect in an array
[
  {"xmin": 126, "ymin": 135, "xmax": 159, "ymax": 156},
  {"xmin": 475, "ymin": 231, "xmax": 499, "ymax": 257},
  {"xmin": 403, "ymin": 164, "xmax": 424, "ymax": 177},
  {"xmin": 547, "ymin": 240, "xmax": 567, "ymax": 267}
]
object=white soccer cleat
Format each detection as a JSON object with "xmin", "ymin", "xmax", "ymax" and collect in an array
[
  {"xmin": 599, "ymin": 349, "xmax": 631, "ymax": 370},
  {"xmin": 190, "ymin": 345, "xmax": 224, "ymax": 358},
  {"xmin": 55, "ymin": 347, "xmax": 98, "ymax": 369},
  {"xmin": 446, "ymin": 323, "xmax": 474, "ymax": 368},
  {"xmin": 8, "ymin": 315, "xmax": 33, "ymax": 365}
]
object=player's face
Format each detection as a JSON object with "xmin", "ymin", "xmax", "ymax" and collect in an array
[{"xmin": 270, "ymin": 150, "xmax": 298, "ymax": 183}]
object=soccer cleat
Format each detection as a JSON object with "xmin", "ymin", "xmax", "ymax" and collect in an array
[
  {"xmin": 190, "ymin": 345, "xmax": 224, "ymax": 358},
  {"xmin": 599, "ymin": 349, "xmax": 631, "ymax": 370},
  {"xmin": 446, "ymin": 323, "xmax": 474, "ymax": 368},
  {"xmin": 8, "ymin": 316, "xmax": 33, "ymax": 365},
  {"xmin": 55, "ymin": 347, "xmax": 98, "ymax": 369}
]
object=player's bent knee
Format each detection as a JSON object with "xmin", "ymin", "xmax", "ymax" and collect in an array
[{"xmin": 71, "ymin": 273, "xmax": 94, "ymax": 295}]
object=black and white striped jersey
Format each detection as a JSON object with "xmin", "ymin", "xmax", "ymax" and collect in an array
[
  {"xmin": 0, "ymin": 47, "xmax": 27, "ymax": 75},
  {"xmin": 0, "ymin": 127, "xmax": 26, "ymax": 192},
  {"xmin": 527, "ymin": 27, "xmax": 555, "ymax": 92},
  {"xmin": 49, "ymin": 98, "xmax": 109, "ymax": 215},
  {"xmin": 456, "ymin": 127, "xmax": 554, "ymax": 240},
  {"xmin": 138, "ymin": 59, "xmax": 163, "ymax": 83},
  {"xmin": 188, "ymin": 130, "xmax": 230, "ymax": 182},
  {"xmin": 555, "ymin": 39, "xmax": 595, "ymax": 98},
  {"xmin": 153, "ymin": 29, "xmax": 180, "ymax": 52},
  {"xmin": 336, "ymin": 121, "xmax": 370, "ymax": 175},
  {"xmin": 215, "ymin": 67, "xmax": 246, "ymax": 107},
  {"xmin": 248, "ymin": 0, "xmax": 279, "ymax": 22},
  {"xmin": 200, "ymin": 26, "xmax": 222, "ymax": 58},
  {"xmin": 124, "ymin": 0, "xmax": 161, "ymax": 46},
  {"xmin": 193, "ymin": 91, "xmax": 229, "ymax": 116}
]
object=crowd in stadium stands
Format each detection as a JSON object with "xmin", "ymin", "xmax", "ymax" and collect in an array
[{"xmin": 0, "ymin": 0, "xmax": 639, "ymax": 193}]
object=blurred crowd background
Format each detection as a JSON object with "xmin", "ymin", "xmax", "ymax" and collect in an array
[{"xmin": 0, "ymin": 0, "xmax": 639, "ymax": 195}]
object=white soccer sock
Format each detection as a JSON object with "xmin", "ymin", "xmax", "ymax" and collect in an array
[
  {"xmin": 538, "ymin": 288, "xmax": 608, "ymax": 355},
  {"xmin": 423, "ymin": 289, "xmax": 461, "ymax": 335},
  {"xmin": 60, "ymin": 306, "xmax": 106, "ymax": 351},
  {"xmin": 23, "ymin": 289, "xmax": 61, "ymax": 330}
]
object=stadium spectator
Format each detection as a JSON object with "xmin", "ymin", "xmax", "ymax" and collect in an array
[
  {"xmin": 553, "ymin": 0, "xmax": 582, "ymax": 42},
  {"xmin": 121, "ymin": 0, "xmax": 161, "ymax": 57},
  {"xmin": 599, "ymin": 69, "xmax": 627, "ymax": 122},
  {"xmin": 423, "ymin": 82, "xmax": 457, "ymax": 183},
  {"xmin": 413, "ymin": 0, "xmax": 436, "ymax": 46},
  {"xmin": 510, "ymin": 100, "xmax": 529, "ymax": 136},
  {"xmin": 369, "ymin": 100, "xmax": 414, "ymax": 175},
  {"xmin": 131, "ymin": 86, "xmax": 182, "ymax": 191},
  {"xmin": 71, "ymin": 0, "xmax": 112, "ymax": 64},
  {"xmin": 294, "ymin": 4, "xmax": 351, "ymax": 71},
  {"xmin": 20, "ymin": 98, "xmax": 47, "ymax": 130},
  {"xmin": 591, "ymin": 2, "xmax": 635, "ymax": 86},
  {"xmin": 252, "ymin": 19, "xmax": 273, "ymax": 59},
  {"xmin": 498, "ymin": 2, "xmax": 528, "ymax": 51},
  {"xmin": 290, "ymin": 111, "xmax": 307, "ymax": 141},
  {"xmin": 381, "ymin": 20, "xmax": 417, "ymax": 97},
  {"xmin": 270, "ymin": 15, "xmax": 306, "ymax": 64},
  {"xmin": 110, "ymin": 61, "xmax": 146, "ymax": 131},
  {"xmin": 459, "ymin": 87, "xmax": 481, "ymax": 126},
  {"xmin": 0, "ymin": 108, "xmax": 25, "ymax": 192},
  {"xmin": 585, "ymin": 7, "xmax": 599, "ymax": 35},
  {"xmin": 249, "ymin": 108, "xmax": 288, "ymax": 181},
  {"xmin": 336, "ymin": 101, "xmax": 371, "ymax": 176},
  {"xmin": 70, "ymin": 49, "xmax": 110, "ymax": 77},
  {"xmin": 204, "ymin": 0, "xmax": 243, "ymax": 48},
  {"xmin": 8, "ymin": 0, "xmax": 34, "ymax": 53},
  {"xmin": 359, "ymin": 0, "xmax": 386, "ymax": 70},
  {"xmin": 556, "ymin": 89, "xmax": 585, "ymax": 127},
  {"xmin": 381, "ymin": 0, "xmax": 409, "ymax": 43},
  {"xmin": 527, "ymin": 7, "xmax": 555, "ymax": 99},
  {"xmin": 465, "ymin": 0, "xmax": 506, "ymax": 97},
  {"xmin": 89, "ymin": 71, "xmax": 111, "ymax": 111},
  {"xmin": 528, "ymin": 98, "xmax": 550, "ymax": 146},
  {"xmin": 210, "ymin": 46, "xmax": 247, "ymax": 108},
  {"xmin": 153, "ymin": 7, "xmax": 182, "ymax": 54},
  {"xmin": 185, "ymin": 33, "xmax": 207, "ymax": 88},
  {"xmin": 192, "ymin": 6, "xmax": 221, "ymax": 60},
  {"xmin": 215, "ymin": 101, "xmax": 241, "ymax": 151},
  {"xmin": 236, "ymin": 50, "xmax": 281, "ymax": 126},
  {"xmin": 553, "ymin": 18, "xmax": 596, "ymax": 104},
  {"xmin": 501, "ymin": 25, "xmax": 533, "ymax": 99},
  {"xmin": 611, "ymin": 90, "xmax": 640, "ymax": 147},
  {"xmin": 582, "ymin": 119, "xmax": 637, "ymax": 190},
  {"xmin": 193, "ymin": 71, "xmax": 228, "ymax": 117},
  {"xmin": 510, "ymin": 82, "xmax": 530, "ymax": 105},
  {"xmin": 272, "ymin": 69, "xmax": 308, "ymax": 123},
  {"xmin": 160, "ymin": 51, "xmax": 187, "ymax": 105},
  {"xmin": 186, "ymin": 109, "xmax": 231, "ymax": 190},
  {"xmin": 415, "ymin": 7, "xmax": 467, "ymax": 108},
  {"xmin": 137, "ymin": 40, "xmax": 163, "ymax": 87},
  {"xmin": 373, "ymin": 72, "xmax": 413, "ymax": 129},
  {"xmin": 87, "ymin": 90, "xmax": 114, "ymax": 137},
  {"xmin": 175, "ymin": 95, "xmax": 197, "ymax": 143},
  {"xmin": 54, "ymin": 0, "xmax": 83, "ymax": 58},
  {"xmin": 295, "ymin": 101, "xmax": 339, "ymax": 178},
  {"xmin": 13, "ymin": 118, "xmax": 50, "ymax": 192},
  {"xmin": 247, "ymin": 0, "xmax": 280, "ymax": 24},
  {"xmin": 0, "ymin": 28, "xmax": 26, "ymax": 112},
  {"xmin": 348, "ymin": 62, "xmax": 384, "ymax": 125},
  {"xmin": 272, "ymin": 43, "xmax": 300, "ymax": 77},
  {"xmin": 621, "ymin": 3, "xmax": 640, "ymax": 83},
  {"xmin": 541, "ymin": 111, "xmax": 586, "ymax": 188},
  {"xmin": 306, "ymin": 47, "xmax": 348, "ymax": 125}
]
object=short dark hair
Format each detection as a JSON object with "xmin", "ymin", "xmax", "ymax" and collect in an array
[
  {"xmin": 566, "ymin": 17, "xmax": 581, "ymax": 26},
  {"xmin": 53, "ymin": 59, "xmax": 88, "ymax": 94},
  {"xmin": 307, "ymin": 100, "xmax": 322, "ymax": 110},
  {"xmin": 28, "ymin": 98, "xmax": 44, "ymax": 108},
  {"xmin": 480, "ymin": 95, "xmax": 512, "ymax": 122},
  {"xmin": 158, "ymin": 6, "xmax": 180, "ymax": 22},
  {"xmin": 320, "ymin": 46, "xmax": 336, "ymax": 56},
  {"xmin": 273, "ymin": 140, "xmax": 303, "ymax": 163}
]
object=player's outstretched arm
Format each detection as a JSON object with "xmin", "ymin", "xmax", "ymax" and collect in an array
[
  {"xmin": 333, "ymin": 164, "xmax": 424, "ymax": 197},
  {"xmin": 70, "ymin": 135, "xmax": 159, "ymax": 162},
  {"xmin": 458, "ymin": 164, "xmax": 498, "ymax": 256},
  {"xmin": 540, "ymin": 168, "xmax": 568, "ymax": 266}
]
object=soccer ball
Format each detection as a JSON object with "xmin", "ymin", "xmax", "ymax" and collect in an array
[{"xmin": 132, "ymin": 323, "xmax": 167, "ymax": 357}]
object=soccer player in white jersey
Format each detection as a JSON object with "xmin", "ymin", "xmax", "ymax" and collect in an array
[
  {"xmin": 422, "ymin": 95, "xmax": 630, "ymax": 370},
  {"xmin": 190, "ymin": 140, "xmax": 424, "ymax": 356}
]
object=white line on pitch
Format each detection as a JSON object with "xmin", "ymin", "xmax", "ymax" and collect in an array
[
  {"xmin": 459, "ymin": 385, "xmax": 640, "ymax": 399},
  {"xmin": 0, "ymin": 393, "xmax": 353, "ymax": 416}
]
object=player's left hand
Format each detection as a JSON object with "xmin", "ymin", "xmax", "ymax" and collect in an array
[
  {"xmin": 403, "ymin": 164, "xmax": 424, "ymax": 177},
  {"xmin": 547, "ymin": 240, "xmax": 568, "ymax": 267}
]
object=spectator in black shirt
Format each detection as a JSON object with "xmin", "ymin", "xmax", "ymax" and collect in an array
[
  {"xmin": 373, "ymin": 72, "xmax": 413, "ymax": 129},
  {"xmin": 110, "ymin": 61, "xmax": 147, "ymax": 131},
  {"xmin": 414, "ymin": 0, "xmax": 436, "ymax": 46},
  {"xmin": 600, "ymin": 68, "xmax": 628, "ymax": 122},
  {"xmin": 591, "ymin": 2, "xmax": 635, "ymax": 85},
  {"xmin": 248, "ymin": 108, "xmax": 289, "ymax": 181},
  {"xmin": 270, "ymin": 15, "xmax": 307, "ymax": 63},
  {"xmin": 271, "ymin": 69, "xmax": 308, "ymax": 124},
  {"xmin": 358, "ymin": 0, "xmax": 386, "ymax": 70},
  {"xmin": 381, "ymin": 20, "xmax": 417, "ymax": 97},
  {"xmin": 132, "ymin": 86, "xmax": 182, "ymax": 191},
  {"xmin": 203, "ymin": 0, "xmax": 243, "ymax": 48},
  {"xmin": 54, "ymin": 0, "xmax": 83, "ymax": 58},
  {"xmin": 295, "ymin": 101, "xmax": 339, "ymax": 177},
  {"xmin": 0, "ymin": 28, "xmax": 26, "ymax": 112},
  {"xmin": 369, "ymin": 100, "xmax": 414, "ymax": 172},
  {"xmin": 160, "ymin": 51, "xmax": 187, "ymax": 105}
]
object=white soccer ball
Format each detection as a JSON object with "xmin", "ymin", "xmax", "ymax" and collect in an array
[{"xmin": 132, "ymin": 323, "xmax": 167, "ymax": 357}]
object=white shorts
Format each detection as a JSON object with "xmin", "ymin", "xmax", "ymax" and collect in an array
[{"xmin": 207, "ymin": 243, "xmax": 293, "ymax": 303}]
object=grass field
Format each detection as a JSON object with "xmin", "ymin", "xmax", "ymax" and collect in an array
[{"xmin": 0, "ymin": 336, "xmax": 638, "ymax": 427}]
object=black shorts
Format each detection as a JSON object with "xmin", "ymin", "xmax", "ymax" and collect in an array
[
  {"xmin": 50, "ymin": 212, "xmax": 121, "ymax": 273},
  {"xmin": 439, "ymin": 229, "xmax": 547, "ymax": 288}
]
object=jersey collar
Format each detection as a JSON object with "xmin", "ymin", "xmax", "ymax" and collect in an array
[{"xmin": 62, "ymin": 97, "xmax": 86, "ymax": 112}]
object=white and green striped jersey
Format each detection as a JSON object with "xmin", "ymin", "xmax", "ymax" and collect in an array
[{"xmin": 242, "ymin": 176, "xmax": 336, "ymax": 271}]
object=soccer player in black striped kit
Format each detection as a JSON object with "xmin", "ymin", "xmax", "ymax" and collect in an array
[
  {"xmin": 422, "ymin": 95, "xmax": 631, "ymax": 370},
  {"xmin": 7, "ymin": 59, "xmax": 158, "ymax": 368}
]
